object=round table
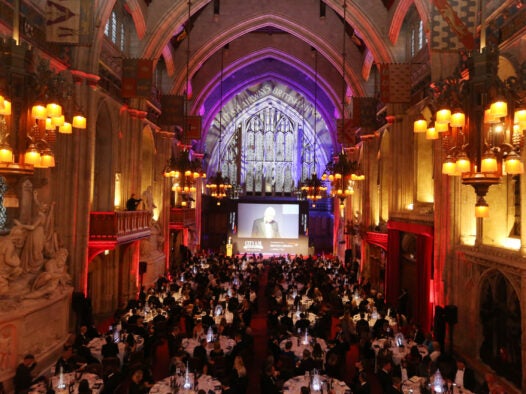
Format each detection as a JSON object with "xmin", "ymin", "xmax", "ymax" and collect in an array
[
  {"xmin": 149, "ymin": 373, "xmax": 222, "ymax": 394},
  {"xmin": 282, "ymin": 374, "xmax": 351, "ymax": 394},
  {"xmin": 401, "ymin": 377, "xmax": 474, "ymax": 394},
  {"xmin": 280, "ymin": 337, "xmax": 327, "ymax": 359},
  {"xmin": 87, "ymin": 337, "xmax": 126, "ymax": 363},
  {"xmin": 29, "ymin": 372, "xmax": 103, "ymax": 394},
  {"xmin": 183, "ymin": 335, "xmax": 236, "ymax": 356},
  {"xmin": 372, "ymin": 338, "xmax": 428, "ymax": 365}
]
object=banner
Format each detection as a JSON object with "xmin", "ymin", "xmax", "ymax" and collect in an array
[
  {"xmin": 353, "ymin": 97, "xmax": 378, "ymax": 131},
  {"xmin": 184, "ymin": 116, "xmax": 202, "ymax": 142},
  {"xmin": 336, "ymin": 118, "xmax": 356, "ymax": 146},
  {"xmin": 430, "ymin": 0, "xmax": 477, "ymax": 51},
  {"xmin": 379, "ymin": 64, "xmax": 411, "ymax": 103},
  {"xmin": 121, "ymin": 59, "xmax": 153, "ymax": 98},
  {"xmin": 158, "ymin": 95, "xmax": 185, "ymax": 126},
  {"xmin": 45, "ymin": 0, "xmax": 80, "ymax": 44}
]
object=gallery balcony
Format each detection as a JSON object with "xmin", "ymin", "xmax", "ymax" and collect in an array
[
  {"xmin": 89, "ymin": 210, "xmax": 152, "ymax": 244},
  {"xmin": 169, "ymin": 207, "xmax": 196, "ymax": 229}
]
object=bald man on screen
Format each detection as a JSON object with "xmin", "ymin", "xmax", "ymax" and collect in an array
[{"xmin": 251, "ymin": 207, "xmax": 281, "ymax": 238}]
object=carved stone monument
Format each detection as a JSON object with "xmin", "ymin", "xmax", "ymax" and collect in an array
[{"xmin": 0, "ymin": 187, "xmax": 73, "ymax": 389}]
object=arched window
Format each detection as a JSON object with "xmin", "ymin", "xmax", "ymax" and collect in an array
[
  {"xmin": 479, "ymin": 271, "xmax": 522, "ymax": 387},
  {"xmin": 104, "ymin": 3, "xmax": 129, "ymax": 53}
]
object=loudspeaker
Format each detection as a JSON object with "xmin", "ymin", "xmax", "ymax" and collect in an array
[
  {"xmin": 139, "ymin": 261, "xmax": 147, "ymax": 275},
  {"xmin": 444, "ymin": 305, "xmax": 458, "ymax": 325}
]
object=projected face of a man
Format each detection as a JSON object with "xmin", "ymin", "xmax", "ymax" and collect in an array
[{"xmin": 264, "ymin": 207, "xmax": 276, "ymax": 223}]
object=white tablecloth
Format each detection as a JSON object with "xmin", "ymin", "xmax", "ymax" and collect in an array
[
  {"xmin": 372, "ymin": 338, "xmax": 428, "ymax": 365},
  {"xmin": 150, "ymin": 373, "xmax": 222, "ymax": 394},
  {"xmin": 87, "ymin": 337, "xmax": 126, "ymax": 363},
  {"xmin": 183, "ymin": 335, "xmax": 235, "ymax": 356},
  {"xmin": 280, "ymin": 337, "xmax": 327, "ymax": 359},
  {"xmin": 282, "ymin": 375, "xmax": 351, "ymax": 394},
  {"xmin": 401, "ymin": 376, "xmax": 474, "ymax": 394},
  {"xmin": 29, "ymin": 373, "xmax": 103, "ymax": 394}
]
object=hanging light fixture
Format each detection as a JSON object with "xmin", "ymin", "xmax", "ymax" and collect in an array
[
  {"xmin": 163, "ymin": 0, "xmax": 205, "ymax": 193},
  {"xmin": 301, "ymin": 49, "xmax": 327, "ymax": 207},
  {"xmin": 415, "ymin": 46, "xmax": 526, "ymax": 217},
  {"xmin": 206, "ymin": 45, "xmax": 232, "ymax": 205},
  {"xmin": 323, "ymin": 0, "xmax": 364, "ymax": 209}
]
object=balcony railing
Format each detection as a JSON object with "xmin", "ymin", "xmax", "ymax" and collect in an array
[
  {"xmin": 89, "ymin": 210, "xmax": 152, "ymax": 243},
  {"xmin": 170, "ymin": 208, "xmax": 196, "ymax": 228}
]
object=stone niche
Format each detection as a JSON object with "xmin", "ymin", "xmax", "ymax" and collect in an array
[{"xmin": 0, "ymin": 288, "xmax": 73, "ymax": 391}]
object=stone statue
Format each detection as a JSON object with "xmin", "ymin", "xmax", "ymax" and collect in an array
[
  {"xmin": 141, "ymin": 185, "xmax": 157, "ymax": 213},
  {"xmin": 14, "ymin": 191, "xmax": 58, "ymax": 273},
  {"xmin": 24, "ymin": 248, "xmax": 71, "ymax": 299},
  {"xmin": 0, "ymin": 226, "xmax": 26, "ymax": 296}
]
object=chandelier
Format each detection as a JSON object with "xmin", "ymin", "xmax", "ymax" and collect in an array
[
  {"xmin": 323, "ymin": 150, "xmax": 364, "ymax": 205},
  {"xmin": 206, "ymin": 45, "xmax": 232, "ymax": 204},
  {"xmin": 415, "ymin": 46, "xmax": 526, "ymax": 217},
  {"xmin": 163, "ymin": 0, "xmax": 205, "ymax": 196},
  {"xmin": 0, "ymin": 42, "xmax": 87, "ymax": 171}
]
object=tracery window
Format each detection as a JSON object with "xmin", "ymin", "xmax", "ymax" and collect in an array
[{"xmin": 242, "ymin": 105, "xmax": 298, "ymax": 194}]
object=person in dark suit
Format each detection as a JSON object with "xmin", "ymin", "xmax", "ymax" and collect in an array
[
  {"xmin": 354, "ymin": 371, "xmax": 371, "ymax": 394},
  {"xmin": 126, "ymin": 194, "xmax": 142, "ymax": 211},
  {"xmin": 251, "ymin": 207, "xmax": 280, "ymax": 238},
  {"xmin": 101, "ymin": 336, "xmax": 119, "ymax": 359},
  {"xmin": 55, "ymin": 345, "xmax": 79, "ymax": 374},
  {"xmin": 453, "ymin": 359, "xmax": 476, "ymax": 391},
  {"xmin": 376, "ymin": 359, "xmax": 393, "ymax": 393},
  {"xmin": 260, "ymin": 363, "xmax": 280, "ymax": 394},
  {"xmin": 294, "ymin": 313, "xmax": 310, "ymax": 332},
  {"xmin": 14, "ymin": 354, "xmax": 37, "ymax": 394},
  {"xmin": 355, "ymin": 312, "xmax": 370, "ymax": 339},
  {"xmin": 295, "ymin": 349, "xmax": 317, "ymax": 376}
]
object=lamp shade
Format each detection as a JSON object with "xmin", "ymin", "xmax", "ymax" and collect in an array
[
  {"xmin": 58, "ymin": 122, "xmax": 72, "ymax": 134},
  {"xmin": 426, "ymin": 126, "xmax": 438, "ymax": 140},
  {"xmin": 455, "ymin": 153, "xmax": 471, "ymax": 174},
  {"xmin": 0, "ymin": 144, "xmax": 14, "ymax": 163},
  {"xmin": 413, "ymin": 118, "xmax": 427, "ymax": 133},
  {"xmin": 436, "ymin": 108, "xmax": 451, "ymax": 124},
  {"xmin": 24, "ymin": 144, "xmax": 41, "ymax": 165},
  {"xmin": 72, "ymin": 114, "xmax": 87, "ymax": 129},
  {"xmin": 481, "ymin": 152, "xmax": 498, "ymax": 173},
  {"xmin": 435, "ymin": 121, "xmax": 449, "ymax": 133},
  {"xmin": 505, "ymin": 151, "xmax": 523, "ymax": 175},
  {"xmin": 442, "ymin": 159, "xmax": 457, "ymax": 176},
  {"xmin": 46, "ymin": 103, "xmax": 62, "ymax": 118},
  {"xmin": 475, "ymin": 197, "xmax": 489, "ymax": 218},
  {"xmin": 450, "ymin": 111, "xmax": 465, "ymax": 128},
  {"xmin": 40, "ymin": 149, "xmax": 56, "ymax": 168},
  {"xmin": 45, "ymin": 118, "xmax": 55, "ymax": 130},
  {"xmin": 32, "ymin": 104, "xmax": 47, "ymax": 120},
  {"xmin": 0, "ymin": 98, "xmax": 11, "ymax": 116},
  {"xmin": 490, "ymin": 99, "xmax": 507, "ymax": 118}
]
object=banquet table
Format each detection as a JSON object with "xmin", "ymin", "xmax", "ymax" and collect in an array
[
  {"xmin": 29, "ymin": 372, "xmax": 103, "ymax": 394},
  {"xmin": 353, "ymin": 312, "xmax": 397, "ymax": 328},
  {"xmin": 183, "ymin": 335, "xmax": 236, "ymax": 356},
  {"xmin": 280, "ymin": 337, "xmax": 327, "ymax": 359},
  {"xmin": 149, "ymin": 373, "xmax": 222, "ymax": 394},
  {"xmin": 87, "ymin": 337, "xmax": 126, "ymax": 363},
  {"xmin": 282, "ymin": 374, "xmax": 351, "ymax": 394},
  {"xmin": 401, "ymin": 376, "xmax": 474, "ymax": 394},
  {"xmin": 371, "ymin": 338, "xmax": 428, "ymax": 365}
]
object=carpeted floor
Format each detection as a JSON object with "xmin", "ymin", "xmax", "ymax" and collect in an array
[{"xmin": 247, "ymin": 265, "xmax": 270, "ymax": 394}]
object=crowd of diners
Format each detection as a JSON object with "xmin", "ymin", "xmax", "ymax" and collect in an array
[{"xmin": 13, "ymin": 252, "xmax": 507, "ymax": 394}]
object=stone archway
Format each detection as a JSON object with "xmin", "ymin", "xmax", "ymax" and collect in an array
[{"xmin": 479, "ymin": 270, "xmax": 522, "ymax": 387}]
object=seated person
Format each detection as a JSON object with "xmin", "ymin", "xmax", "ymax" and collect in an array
[
  {"xmin": 14, "ymin": 354, "xmax": 38, "ymax": 394},
  {"xmin": 294, "ymin": 313, "xmax": 310, "ymax": 333},
  {"xmin": 101, "ymin": 335, "xmax": 120, "ymax": 359},
  {"xmin": 55, "ymin": 345, "xmax": 80, "ymax": 374},
  {"xmin": 295, "ymin": 349, "xmax": 316, "ymax": 376}
]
